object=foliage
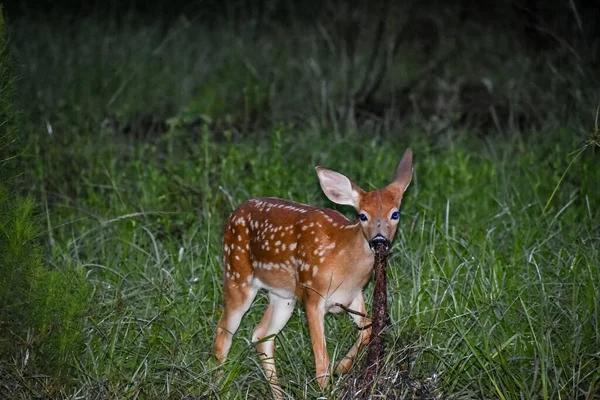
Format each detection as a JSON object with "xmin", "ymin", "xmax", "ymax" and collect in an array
[{"xmin": 0, "ymin": 8, "xmax": 91, "ymax": 397}]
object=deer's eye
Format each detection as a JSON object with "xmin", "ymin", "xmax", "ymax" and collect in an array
[
  {"xmin": 358, "ymin": 213, "xmax": 368, "ymax": 222},
  {"xmin": 391, "ymin": 211, "xmax": 400, "ymax": 220}
]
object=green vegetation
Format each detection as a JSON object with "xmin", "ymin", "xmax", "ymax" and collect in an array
[
  {"xmin": 0, "ymin": 9, "xmax": 91, "ymax": 398},
  {"xmin": 4, "ymin": 4, "xmax": 599, "ymax": 399}
]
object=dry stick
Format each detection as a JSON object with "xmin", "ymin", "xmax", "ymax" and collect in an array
[
  {"xmin": 363, "ymin": 242, "xmax": 389, "ymax": 382},
  {"xmin": 335, "ymin": 303, "xmax": 372, "ymax": 331},
  {"xmin": 339, "ymin": 243, "xmax": 388, "ymax": 400}
]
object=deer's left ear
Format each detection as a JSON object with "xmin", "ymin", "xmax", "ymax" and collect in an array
[
  {"xmin": 387, "ymin": 148, "xmax": 413, "ymax": 201},
  {"xmin": 316, "ymin": 167, "xmax": 363, "ymax": 209}
]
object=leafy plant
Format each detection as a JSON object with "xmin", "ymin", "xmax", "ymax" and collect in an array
[{"xmin": 0, "ymin": 8, "xmax": 91, "ymax": 397}]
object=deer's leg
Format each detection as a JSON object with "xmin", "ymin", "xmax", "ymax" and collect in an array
[
  {"xmin": 214, "ymin": 269, "xmax": 257, "ymax": 364},
  {"xmin": 252, "ymin": 293, "xmax": 296, "ymax": 399},
  {"xmin": 305, "ymin": 296, "xmax": 329, "ymax": 389},
  {"xmin": 334, "ymin": 292, "xmax": 371, "ymax": 374}
]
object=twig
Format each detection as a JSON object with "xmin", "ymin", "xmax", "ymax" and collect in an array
[{"xmin": 335, "ymin": 302, "xmax": 373, "ymax": 331}]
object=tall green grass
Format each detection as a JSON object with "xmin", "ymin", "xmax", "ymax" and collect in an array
[
  {"xmin": 0, "ymin": 9, "xmax": 91, "ymax": 398},
  {"xmin": 6, "ymin": 7, "xmax": 600, "ymax": 399}
]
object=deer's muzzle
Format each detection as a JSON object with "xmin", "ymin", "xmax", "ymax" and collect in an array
[{"xmin": 369, "ymin": 234, "xmax": 389, "ymax": 250}]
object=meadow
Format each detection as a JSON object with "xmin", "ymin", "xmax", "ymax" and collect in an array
[{"xmin": 2, "ymin": 3, "xmax": 599, "ymax": 399}]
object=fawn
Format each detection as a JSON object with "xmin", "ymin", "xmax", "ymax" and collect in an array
[{"xmin": 214, "ymin": 149, "xmax": 413, "ymax": 398}]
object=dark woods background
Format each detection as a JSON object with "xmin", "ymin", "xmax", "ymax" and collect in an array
[
  {"xmin": 5, "ymin": 0, "xmax": 599, "ymax": 137},
  {"xmin": 6, "ymin": 0, "xmax": 600, "ymax": 40},
  {"xmin": 7, "ymin": 0, "xmax": 600, "ymax": 49},
  {"xmin": 8, "ymin": 0, "xmax": 599, "ymax": 63}
]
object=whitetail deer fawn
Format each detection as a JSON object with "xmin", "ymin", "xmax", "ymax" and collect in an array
[{"xmin": 214, "ymin": 149, "xmax": 413, "ymax": 398}]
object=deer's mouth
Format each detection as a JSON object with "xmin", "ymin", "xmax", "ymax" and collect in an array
[{"xmin": 369, "ymin": 234, "xmax": 390, "ymax": 250}]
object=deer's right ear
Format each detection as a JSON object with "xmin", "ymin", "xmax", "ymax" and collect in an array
[
  {"xmin": 392, "ymin": 148, "xmax": 413, "ymax": 192},
  {"xmin": 316, "ymin": 167, "xmax": 362, "ymax": 208}
]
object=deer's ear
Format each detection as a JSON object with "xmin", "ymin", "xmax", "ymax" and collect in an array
[
  {"xmin": 388, "ymin": 148, "xmax": 413, "ymax": 197},
  {"xmin": 316, "ymin": 167, "xmax": 362, "ymax": 208}
]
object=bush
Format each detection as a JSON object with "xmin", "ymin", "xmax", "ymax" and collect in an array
[{"xmin": 0, "ymin": 7, "xmax": 91, "ymax": 396}]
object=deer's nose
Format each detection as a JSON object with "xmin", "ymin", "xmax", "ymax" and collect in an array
[{"xmin": 369, "ymin": 234, "xmax": 389, "ymax": 250}]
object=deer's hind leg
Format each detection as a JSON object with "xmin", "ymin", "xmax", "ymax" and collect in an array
[
  {"xmin": 214, "ymin": 222, "xmax": 256, "ymax": 364},
  {"xmin": 334, "ymin": 292, "xmax": 371, "ymax": 374},
  {"xmin": 252, "ymin": 292, "xmax": 296, "ymax": 399}
]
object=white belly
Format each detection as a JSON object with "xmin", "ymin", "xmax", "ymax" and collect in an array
[
  {"xmin": 253, "ymin": 277, "xmax": 296, "ymax": 299},
  {"xmin": 324, "ymin": 289, "xmax": 361, "ymax": 313}
]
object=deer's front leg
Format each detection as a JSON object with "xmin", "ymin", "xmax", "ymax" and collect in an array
[
  {"xmin": 305, "ymin": 296, "xmax": 329, "ymax": 389},
  {"xmin": 335, "ymin": 292, "xmax": 371, "ymax": 374}
]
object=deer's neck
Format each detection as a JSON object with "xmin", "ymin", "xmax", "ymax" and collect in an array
[{"xmin": 343, "ymin": 224, "xmax": 374, "ymax": 263}]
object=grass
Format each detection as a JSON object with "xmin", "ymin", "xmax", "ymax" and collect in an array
[
  {"xmin": 5, "ymin": 5, "xmax": 600, "ymax": 399},
  {"xmin": 1, "ymin": 9, "xmax": 92, "ymax": 398}
]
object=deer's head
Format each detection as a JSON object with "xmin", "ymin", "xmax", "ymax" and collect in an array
[{"xmin": 316, "ymin": 148, "xmax": 413, "ymax": 250}]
